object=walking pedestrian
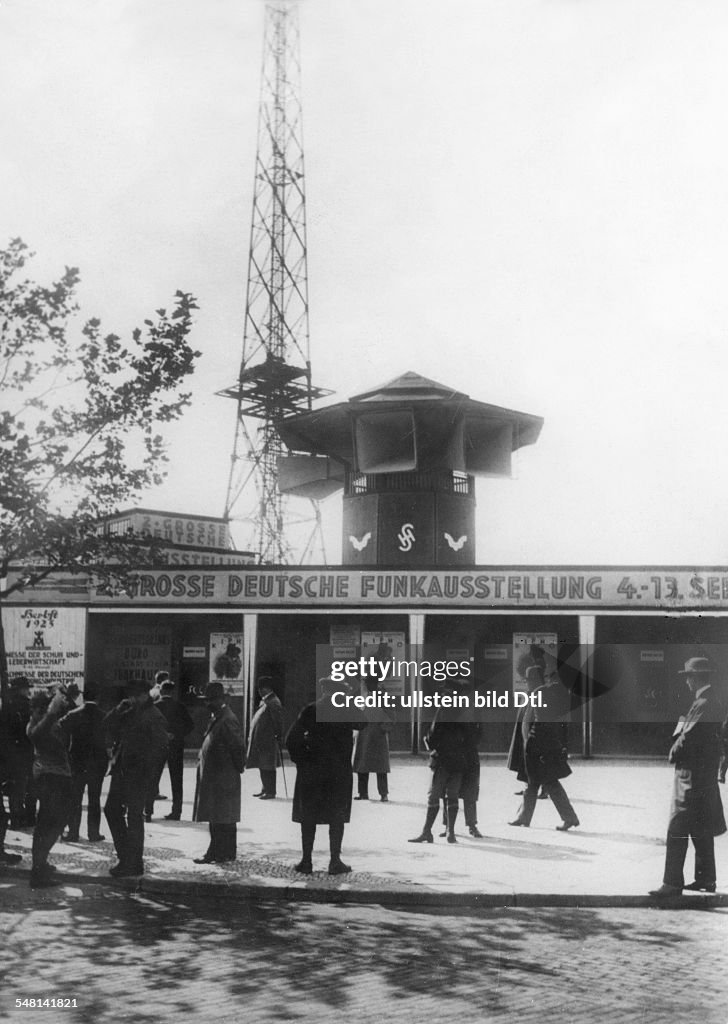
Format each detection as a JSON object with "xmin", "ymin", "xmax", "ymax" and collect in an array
[
  {"xmin": 353, "ymin": 682, "xmax": 392, "ymax": 802},
  {"xmin": 103, "ymin": 679, "xmax": 169, "ymax": 878},
  {"xmin": 58, "ymin": 686, "xmax": 108, "ymax": 842},
  {"xmin": 246, "ymin": 677, "xmax": 284, "ymax": 799},
  {"xmin": 0, "ymin": 676, "xmax": 35, "ymax": 828},
  {"xmin": 507, "ymin": 666, "xmax": 579, "ymax": 831},
  {"xmin": 285, "ymin": 677, "xmax": 359, "ymax": 874},
  {"xmin": 409, "ymin": 682, "xmax": 471, "ymax": 844},
  {"xmin": 150, "ymin": 680, "xmax": 194, "ymax": 821},
  {"xmin": 0, "ymin": 719, "xmax": 22, "ymax": 867},
  {"xmin": 192, "ymin": 682, "xmax": 245, "ymax": 864},
  {"xmin": 26, "ymin": 688, "xmax": 76, "ymax": 888},
  {"xmin": 650, "ymin": 657, "xmax": 726, "ymax": 897}
]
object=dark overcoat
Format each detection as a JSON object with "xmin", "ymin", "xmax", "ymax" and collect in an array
[
  {"xmin": 246, "ymin": 693, "xmax": 284, "ymax": 771},
  {"xmin": 352, "ymin": 719, "xmax": 391, "ymax": 774},
  {"xmin": 286, "ymin": 701, "xmax": 357, "ymax": 824},
  {"xmin": 507, "ymin": 680, "xmax": 571, "ymax": 786},
  {"xmin": 193, "ymin": 704, "xmax": 245, "ymax": 824},
  {"xmin": 668, "ymin": 684, "xmax": 726, "ymax": 838}
]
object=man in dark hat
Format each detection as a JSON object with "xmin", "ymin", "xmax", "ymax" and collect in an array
[
  {"xmin": 286, "ymin": 676, "xmax": 360, "ymax": 873},
  {"xmin": 507, "ymin": 664, "xmax": 579, "ymax": 831},
  {"xmin": 149, "ymin": 680, "xmax": 195, "ymax": 821},
  {"xmin": 246, "ymin": 677, "xmax": 284, "ymax": 800},
  {"xmin": 58, "ymin": 686, "xmax": 108, "ymax": 842},
  {"xmin": 192, "ymin": 682, "xmax": 245, "ymax": 864},
  {"xmin": 650, "ymin": 656, "xmax": 727, "ymax": 897},
  {"xmin": 103, "ymin": 679, "xmax": 169, "ymax": 877}
]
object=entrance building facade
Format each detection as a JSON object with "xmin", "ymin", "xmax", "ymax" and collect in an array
[{"xmin": 5, "ymin": 564, "xmax": 728, "ymax": 756}]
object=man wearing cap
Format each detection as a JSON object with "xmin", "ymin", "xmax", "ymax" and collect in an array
[
  {"xmin": 650, "ymin": 656, "xmax": 727, "ymax": 897},
  {"xmin": 26, "ymin": 687, "xmax": 77, "ymax": 887},
  {"xmin": 409, "ymin": 681, "xmax": 472, "ymax": 845},
  {"xmin": 246, "ymin": 677, "xmax": 284, "ymax": 800},
  {"xmin": 103, "ymin": 680, "xmax": 170, "ymax": 877},
  {"xmin": 192, "ymin": 682, "xmax": 245, "ymax": 864}
]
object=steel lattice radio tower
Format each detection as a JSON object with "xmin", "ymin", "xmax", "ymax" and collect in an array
[{"xmin": 220, "ymin": 0, "xmax": 329, "ymax": 564}]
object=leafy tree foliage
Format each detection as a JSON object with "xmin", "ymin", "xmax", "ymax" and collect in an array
[{"xmin": 0, "ymin": 238, "xmax": 200, "ymax": 688}]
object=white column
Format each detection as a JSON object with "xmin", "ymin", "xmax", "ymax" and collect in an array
[
  {"xmin": 408, "ymin": 612, "xmax": 426, "ymax": 753},
  {"xmin": 578, "ymin": 614, "xmax": 596, "ymax": 758},
  {"xmin": 243, "ymin": 613, "xmax": 258, "ymax": 735}
]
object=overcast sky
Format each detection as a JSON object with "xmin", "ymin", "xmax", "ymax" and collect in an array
[{"xmin": 3, "ymin": 0, "xmax": 728, "ymax": 565}]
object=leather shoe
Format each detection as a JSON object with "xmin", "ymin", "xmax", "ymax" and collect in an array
[
  {"xmin": 294, "ymin": 859, "xmax": 313, "ymax": 874},
  {"xmin": 380, "ymin": 796, "xmax": 389, "ymax": 802},
  {"xmin": 30, "ymin": 871, "xmax": 59, "ymax": 889},
  {"xmin": 648, "ymin": 884, "xmax": 682, "ymax": 898},
  {"xmin": 193, "ymin": 856, "xmax": 215, "ymax": 865},
  {"xmin": 555, "ymin": 819, "xmax": 580, "ymax": 831},
  {"xmin": 258, "ymin": 794, "xmax": 276, "ymax": 800},
  {"xmin": 508, "ymin": 820, "xmax": 529, "ymax": 827},
  {"xmin": 252, "ymin": 791, "xmax": 265, "ymax": 798},
  {"xmin": 408, "ymin": 832, "xmax": 434, "ymax": 843},
  {"xmin": 469, "ymin": 826, "xmax": 484, "ymax": 838},
  {"xmin": 164, "ymin": 813, "xmax": 181, "ymax": 821},
  {"xmin": 683, "ymin": 881, "xmax": 717, "ymax": 893},
  {"xmin": 447, "ymin": 833, "xmax": 457, "ymax": 844},
  {"xmin": 109, "ymin": 863, "xmax": 143, "ymax": 878},
  {"xmin": 353, "ymin": 795, "xmax": 368, "ymax": 801},
  {"xmin": 328, "ymin": 859, "xmax": 351, "ymax": 875},
  {"xmin": 88, "ymin": 835, "xmax": 106, "ymax": 843}
]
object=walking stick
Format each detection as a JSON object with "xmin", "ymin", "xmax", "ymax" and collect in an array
[{"xmin": 277, "ymin": 740, "xmax": 289, "ymax": 798}]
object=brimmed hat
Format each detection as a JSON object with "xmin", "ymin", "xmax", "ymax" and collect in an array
[
  {"xmin": 29, "ymin": 690, "xmax": 51, "ymax": 709},
  {"xmin": 65, "ymin": 683, "xmax": 81, "ymax": 699},
  {"xmin": 678, "ymin": 657, "xmax": 714, "ymax": 675},
  {"xmin": 9, "ymin": 676, "xmax": 30, "ymax": 690},
  {"xmin": 203, "ymin": 682, "xmax": 225, "ymax": 701}
]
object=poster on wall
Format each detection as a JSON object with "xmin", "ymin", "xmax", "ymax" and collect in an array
[
  {"xmin": 4, "ymin": 606, "xmax": 85, "ymax": 691},
  {"xmin": 512, "ymin": 632, "xmax": 558, "ymax": 693},
  {"xmin": 329, "ymin": 624, "xmax": 361, "ymax": 659},
  {"xmin": 103, "ymin": 625, "xmax": 171, "ymax": 689},
  {"xmin": 360, "ymin": 630, "xmax": 406, "ymax": 697},
  {"xmin": 209, "ymin": 631, "xmax": 244, "ymax": 695}
]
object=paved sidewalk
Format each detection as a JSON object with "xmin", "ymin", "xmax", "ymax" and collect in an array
[{"xmin": 4, "ymin": 757, "xmax": 728, "ymax": 906}]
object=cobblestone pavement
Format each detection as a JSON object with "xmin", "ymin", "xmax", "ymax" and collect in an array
[{"xmin": 1, "ymin": 877, "xmax": 727, "ymax": 1024}]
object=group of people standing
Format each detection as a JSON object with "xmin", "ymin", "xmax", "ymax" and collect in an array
[{"xmin": 2, "ymin": 652, "xmax": 726, "ymax": 895}]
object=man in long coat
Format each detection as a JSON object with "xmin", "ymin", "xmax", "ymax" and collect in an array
[
  {"xmin": 286, "ymin": 677, "xmax": 359, "ymax": 875},
  {"xmin": 507, "ymin": 665, "xmax": 580, "ymax": 830},
  {"xmin": 650, "ymin": 656, "xmax": 727, "ymax": 897},
  {"xmin": 352, "ymin": 681, "xmax": 392, "ymax": 801},
  {"xmin": 192, "ymin": 682, "xmax": 245, "ymax": 864},
  {"xmin": 246, "ymin": 677, "xmax": 284, "ymax": 799}
]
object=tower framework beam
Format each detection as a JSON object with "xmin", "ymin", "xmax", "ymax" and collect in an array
[{"xmin": 222, "ymin": 0, "xmax": 330, "ymax": 564}]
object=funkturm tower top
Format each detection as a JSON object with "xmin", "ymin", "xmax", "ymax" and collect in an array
[{"xmin": 220, "ymin": 0, "xmax": 328, "ymax": 564}]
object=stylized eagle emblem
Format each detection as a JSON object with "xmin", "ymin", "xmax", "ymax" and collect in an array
[
  {"xmin": 444, "ymin": 533, "xmax": 467, "ymax": 551},
  {"xmin": 349, "ymin": 532, "xmax": 372, "ymax": 551}
]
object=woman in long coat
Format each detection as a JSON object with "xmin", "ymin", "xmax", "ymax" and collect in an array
[
  {"xmin": 286, "ymin": 678, "xmax": 359, "ymax": 875},
  {"xmin": 507, "ymin": 666, "xmax": 579, "ymax": 830},
  {"xmin": 193, "ymin": 682, "xmax": 245, "ymax": 864}
]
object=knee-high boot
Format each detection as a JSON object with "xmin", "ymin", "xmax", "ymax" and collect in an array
[
  {"xmin": 409, "ymin": 804, "xmax": 439, "ymax": 843},
  {"xmin": 445, "ymin": 801, "xmax": 458, "ymax": 843}
]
